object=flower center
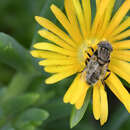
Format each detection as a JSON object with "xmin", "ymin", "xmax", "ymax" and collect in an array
[{"xmin": 77, "ymin": 39, "xmax": 99, "ymax": 70}]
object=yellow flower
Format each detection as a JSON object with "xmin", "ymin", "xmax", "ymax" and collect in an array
[{"xmin": 31, "ymin": 0, "xmax": 130, "ymax": 125}]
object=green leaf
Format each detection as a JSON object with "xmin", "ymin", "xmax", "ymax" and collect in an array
[
  {"xmin": 43, "ymin": 98, "xmax": 71, "ymax": 122},
  {"xmin": 0, "ymin": 87, "xmax": 7, "ymax": 100},
  {"xmin": 119, "ymin": 76, "xmax": 130, "ymax": 88},
  {"xmin": 2, "ymin": 93, "xmax": 40, "ymax": 116},
  {"xmin": 0, "ymin": 107, "xmax": 4, "ymax": 118},
  {"xmin": 2, "ymin": 72, "xmax": 38, "ymax": 102},
  {"xmin": 91, "ymin": 0, "xmax": 96, "ymax": 23},
  {"xmin": 1, "ymin": 123, "xmax": 15, "ymax": 130},
  {"xmin": 112, "ymin": 0, "xmax": 124, "ymax": 16},
  {"xmin": 17, "ymin": 125, "xmax": 35, "ymax": 130},
  {"xmin": 104, "ymin": 105, "xmax": 129, "ymax": 130},
  {"xmin": 70, "ymin": 88, "xmax": 92, "ymax": 128},
  {"xmin": 0, "ymin": 63, "xmax": 14, "ymax": 84},
  {"xmin": 15, "ymin": 108, "xmax": 49, "ymax": 128},
  {"xmin": 0, "ymin": 33, "xmax": 33, "ymax": 72}
]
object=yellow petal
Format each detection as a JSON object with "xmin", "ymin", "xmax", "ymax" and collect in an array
[
  {"xmin": 93, "ymin": 81, "xmax": 101, "ymax": 120},
  {"xmin": 109, "ymin": 59, "xmax": 130, "ymax": 83},
  {"xmin": 82, "ymin": 0, "xmax": 91, "ymax": 37},
  {"xmin": 39, "ymin": 59, "xmax": 77, "ymax": 66},
  {"xmin": 100, "ymin": 84, "xmax": 108, "ymax": 126},
  {"xmin": 31, "ymin": 50, "xmax": 73, "ymax": 59},
  {"xmin": 33, "ymin": 42, "xmax": 76, "ymax": 57},
  {"xmin": 111, "ymin": 50, "xmax": 130, "ymax": 61},
  {"xmin": 44, "ymin": 65, "xmax": 80, "ymax": 73},
  {"xmin": 64, "ymin": 0, "xmax": 83, "ymax": 42},
  {"xmin": 97, "ymin": 0, "xmax": 116, "ymax": 38},
  {"xmin": 110, "ymin": 58, "xmax": 130, "ymax": 76},
  {"xmin": 70, "ymin": 76, "xmax": 88, "ymax": 104},
  {"xmin": 96, "ymin": 0, "xmax": 101, "ymax": 10},
  {"xmin": 75, "ymin": 83, "xmax": 89, "ymax": 109},
  {"xmin": 35, "ymin": 16, "xmax": 76, "ymax": 47},
  {"xmin": 45, "ymin": 69, "xmax": 78, "ymax": 84},
  {"xmin": 110, "ymin": 30, "xmax": 130, "ymax": 42},
  {"xmin": 112, "ymin": 40, "xmax": 130, "ymax": 50},
  {"xmin": 50, "ymin": 4, "xmax": 79, "ymax": 44},
  {"xmin": 105, "ymin": 73, "xmax": 130, "ymax": 113},
  {"xmin": 38, "ymin": 30, "xmax": 74, "ymax": 50},
  {"xmin": 72, "ymin": 0, "xmax": 87, "ymax": 38},
  {"xmin": 111, "ymin": 17, "xmax": 130, "ymax": 37},
  {"xmin": 63, "ymin": 74, "xmax": 81, "ymax": 103},
  {"xmin": 91, "ymin": 0, "xmax": 110, "ymax": 37},
  {"xmin": 104, "ymin": 0, "xmax": 130, "ymax": 38}
]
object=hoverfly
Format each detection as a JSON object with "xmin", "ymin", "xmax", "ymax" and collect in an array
[{"xmin": 82, "ymin": 41, "xmax": 113, "ymax": 85}]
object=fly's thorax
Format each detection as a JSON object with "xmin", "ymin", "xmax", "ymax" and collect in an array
[
  {"xmin": 97, "ymin": 41, "xmax": 113, "ymax": 65},
  {"xmin": 98, "ymin": 47, "xmax": 110, "ymax": 63}
]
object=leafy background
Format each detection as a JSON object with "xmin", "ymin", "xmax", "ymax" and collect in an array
[{"xmin": 0, "ymin": 0, "xmax": 129, "ymax": 130}]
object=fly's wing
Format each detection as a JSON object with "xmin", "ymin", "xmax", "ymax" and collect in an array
[
  {"xmin": 85, "ymin": 55, "xmax": 99, "ymax": 79},
  {"xmin": 81, "ymin": 67, "xmax": 88, "ymax": 81},
  {"xmin": 87, "ymin": 55, "xmax": 98, "ymax": 72},
  {"xmin": 81, "ymin": 54, "xmax": 98, "ymax": 82},
  {"xmin": 100, "ymin": 63, "xmax": 108, "ymax": 80}
]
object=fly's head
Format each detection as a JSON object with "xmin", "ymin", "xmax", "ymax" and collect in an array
[{"xmin": 97, "ymin": 41, "xmax": 113, "ymax": 64}]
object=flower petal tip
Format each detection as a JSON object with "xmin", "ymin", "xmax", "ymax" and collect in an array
[
  {"xmin": 93, "ymin": 113, "xmax": 100, "ymax": 121},
  {"xmin": 33, "ymin": 44, "xmax": 37, "ymax": 49},
  {"xmin": 38, "ymin": 30, "xmax": 43, "ymax": 35},
  {"xmin": 63, "ymin": 97, "xmax": 69, "ymax": 103},
  {"xmin": 33, "ymin": 43, "xmax": 40, "ymax": 49},
  {"xmin": 75, "ymin": 104, "xmax": 81, "ymax": 110},
  {"xmin": 30, "ymin": 51, "xmax": 36, "ymax": 57},
  {"xmin": 50, "ymin": 4, "xmax": 56, "ymax": 10},
  {"xmin": 94, "ymin": 115, "xmax": 100, "ymax": 120},
  {"xmin": 35, "ymin": 16, "xmax": 45, "ymax": 25},
  {"xmin": 38, "ymin": 61, "xmax": 43, "ymax": 66},
  {"xmin": 45, "ymin": 78, "xmax": 54, "ymax": 84},
  {"xmin": 30, "ymin": 50, "xmax": 33, "ymax": 55},
  {"xmin": 45, "ymin": 80, "xmax": 50, "ymax": 84},
  {"xmin": 35, "ymin": 16, "xmax": 40, "ymax": 22},
  {"xmin": 100, "ymin": 122, "xmax": 104, "ymax": 126},
  {"xmin": 30, "ymin": 50, "xmax": 41, "ymax": 58},
  {"xmin": 100, "ymin": 120, "xmax": 107, "ymax": 126},
  {"xmin": 127, "ymin": 106, "xmax": 130, "ymax": 113}
]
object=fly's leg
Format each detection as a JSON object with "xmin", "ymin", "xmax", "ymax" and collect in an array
[
  {"xmin": 78, "ymin": 67, "xmax": 87, "ymax": 74},
  {"xmin": 84, "ymin": 50, "xmax": 92, "ymax": 58},
  {"xmin": 84, "ymin": 50, "xmax": 92, "ymax": 66},
  {"xmin": 101, "ymin": 80, "xmax": 106, "ymax": 87},
  {"xmin": 101, "ymin": 69, "xmax": 111, "ymax": 87},
  {"xmin": 103, "ymin": 69, "xmax": 111, "ymax": 81},
  {"xmin": 87, "ymin": 52, "xmax": 91, "ymax": 58},
  {"xmin": 94, "ymin": 50, "xmax": 98, "ymax": 56},
  {"xmin": 84, "ymin": 46, "xmax": 95, "ymax": 60},
  {"xmin": 88, "ymin": 47, "xmax": 94, "ymax": 53},
  {"xmin": 85, "ymin": 58, "xmax": 90, "ymax": 65}
]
